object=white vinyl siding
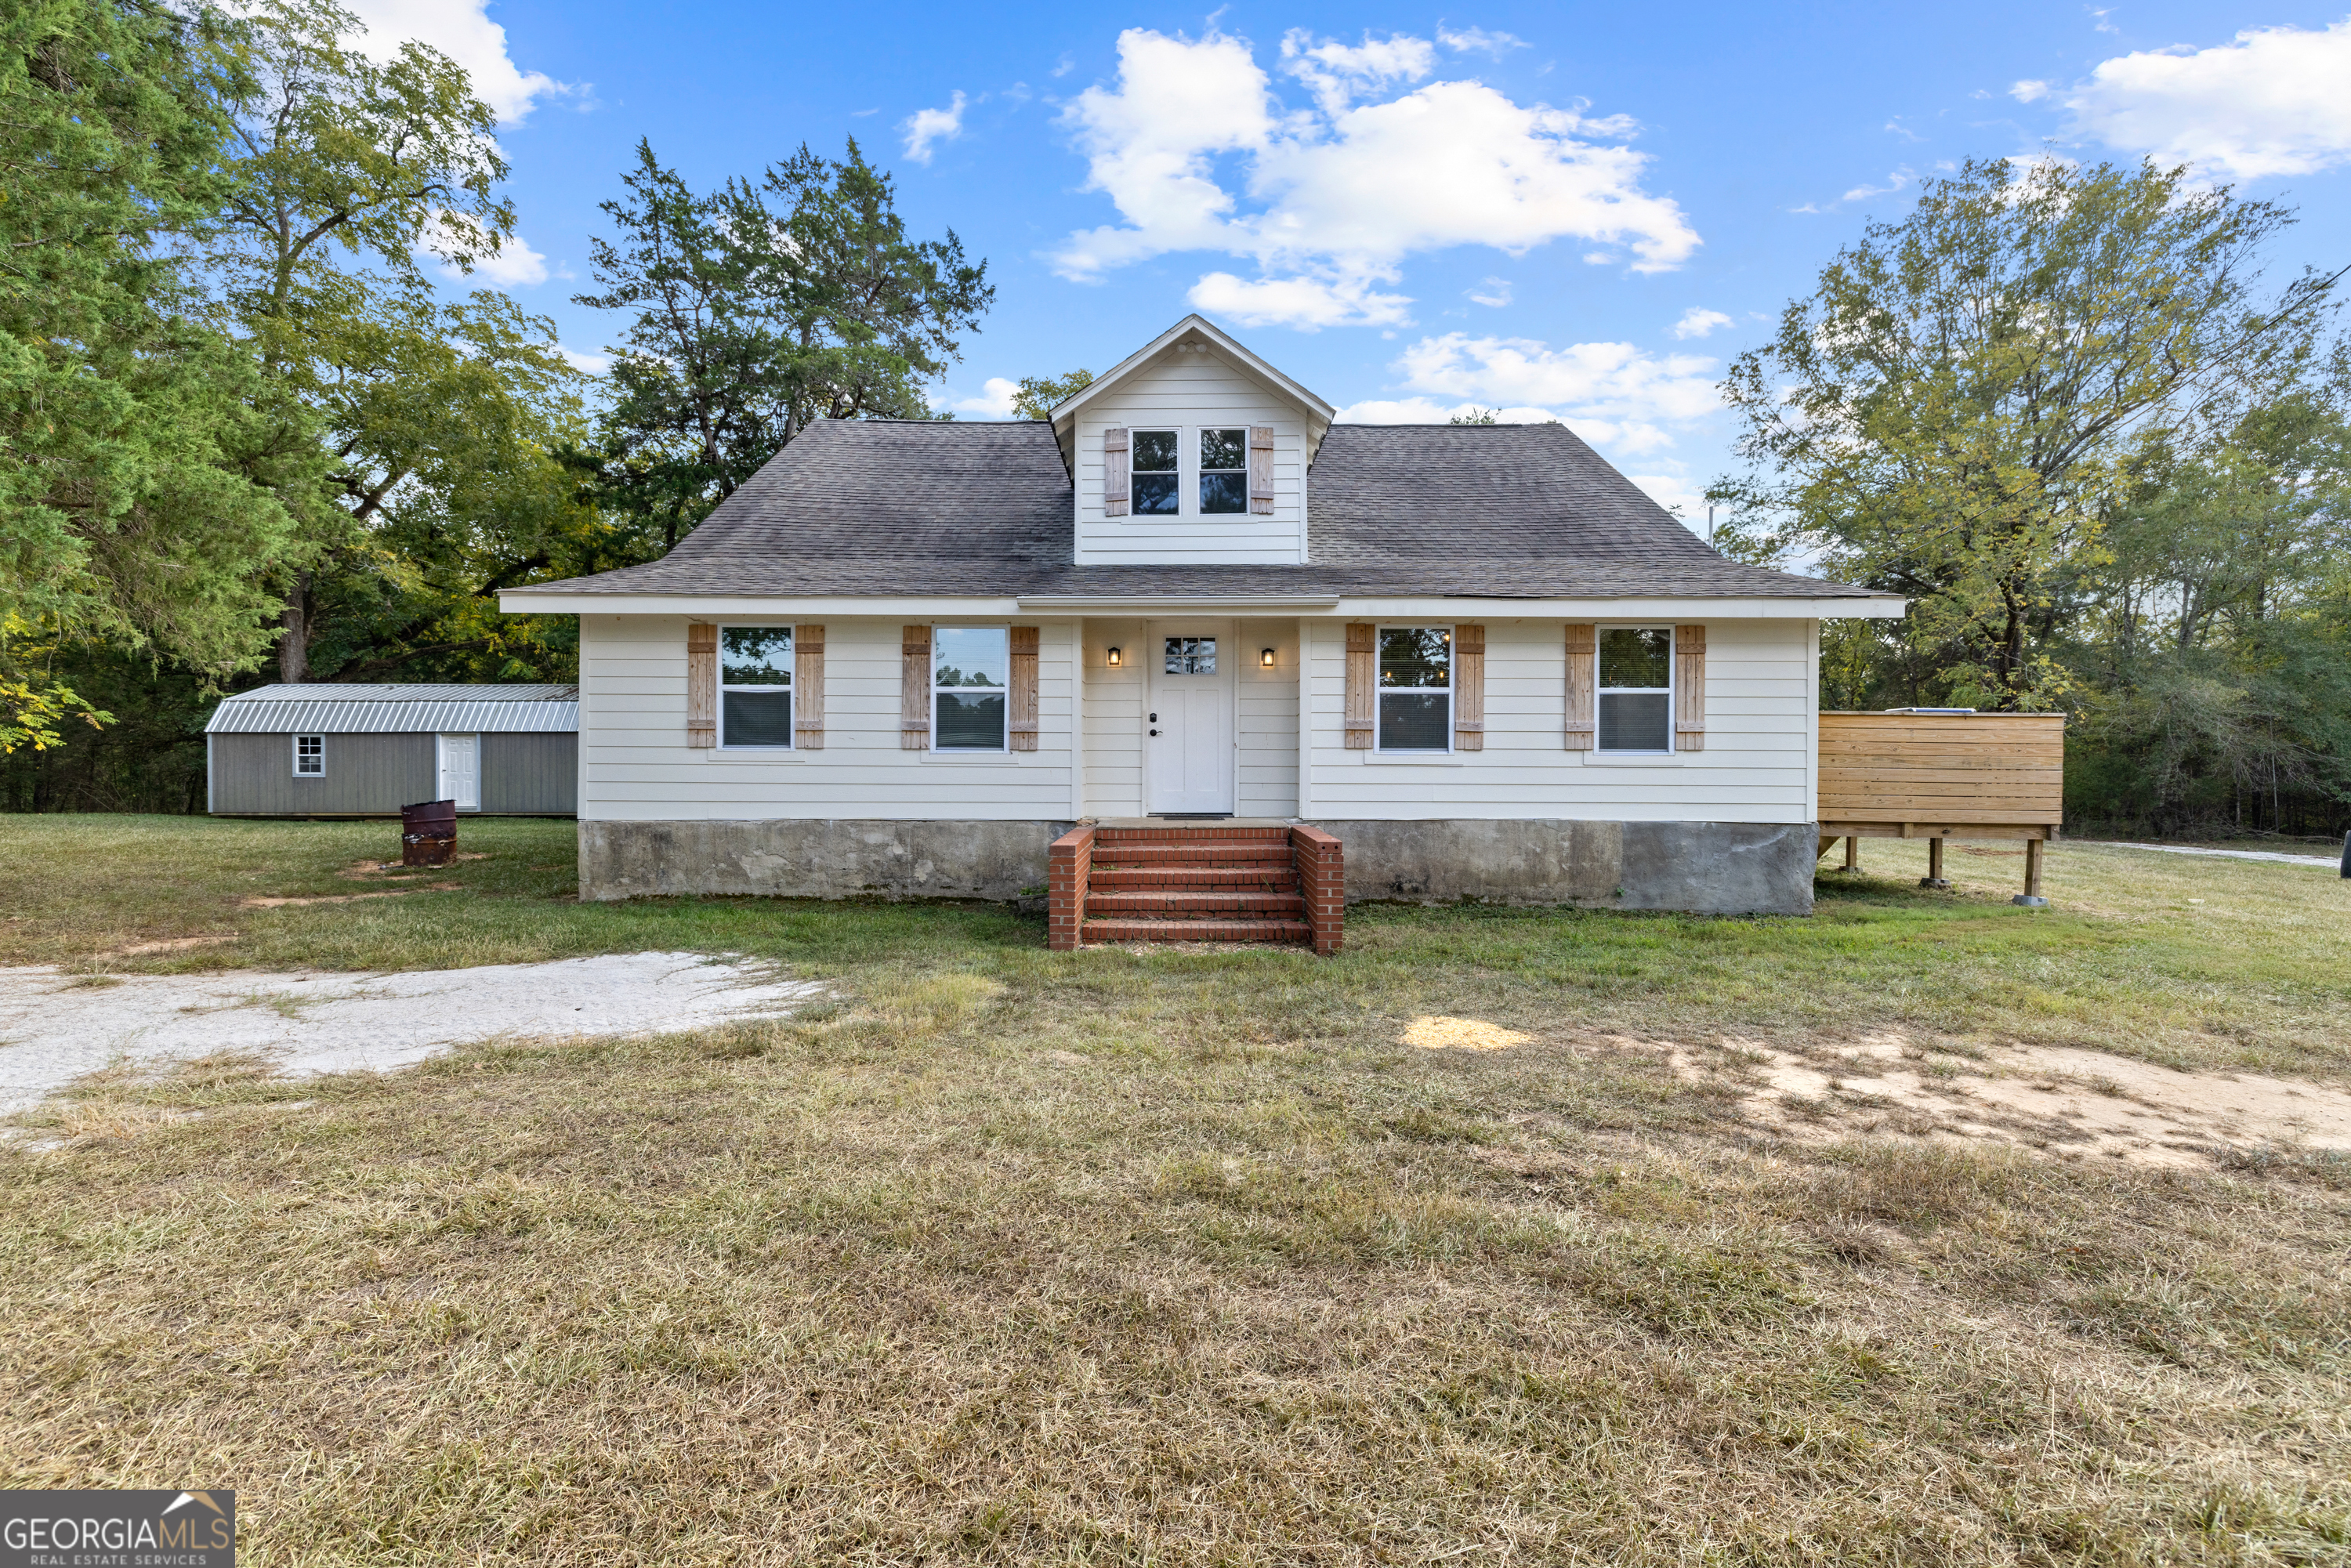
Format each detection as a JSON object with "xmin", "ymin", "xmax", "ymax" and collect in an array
[
  {"xmin": 1235, "ymin": 617, "xmax": 1299, "ymax": 817},
  {"xmin": 1081, "ymin": 617, "xmax": 1146, "ymax": 818},
  {"xmin": 1301, "ymin": 617, "xmax": 1815, "ymax": 821},
  {"xmin": 1074, "ymin": 349, "xmax": 1306, "ymax": 566},
  {"xmin": 577, "ymin": 615, "xmax": 1074, "ymax": 821}
]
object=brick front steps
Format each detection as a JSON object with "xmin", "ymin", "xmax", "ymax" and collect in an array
[{"xmin": 1047, "ymin": 824, "xmax": 1342, "ymax": 954}]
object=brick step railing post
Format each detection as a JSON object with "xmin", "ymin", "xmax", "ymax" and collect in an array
[
  {"xmin": 1047, "ymin": 824, "xmax": 1094, "ymax": 952},
  {"xmin": 1289, "ymin": 825, "xmax": 1344, "ymax": 955}
]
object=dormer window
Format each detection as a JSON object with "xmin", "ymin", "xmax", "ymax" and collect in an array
[
  {"xmin": 1132, "ymin": 429, "xmax": 1178, "ymax": 514},
  {"xmin": 1200, "ymin": 429, "xmax": 1248, "ymax": 513}
]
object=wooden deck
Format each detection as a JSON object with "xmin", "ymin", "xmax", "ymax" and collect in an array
[{"xmin": 1816, "ymin": 712, "xmax": 2065, "ymax": 900}]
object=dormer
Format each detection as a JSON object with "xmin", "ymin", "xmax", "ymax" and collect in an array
[{"xmin": 1049, "ymin": 315, "xmax": 1337, "ymax": 567}]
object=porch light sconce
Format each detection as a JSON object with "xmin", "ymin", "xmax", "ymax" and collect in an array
[
  {"xmin": 1106, "ymin": 646, "xmax": 1122, "ymax": 668},
  {"xmin": 1260, "ymin": 647, "xmax": 1277, "ymax": 669}
]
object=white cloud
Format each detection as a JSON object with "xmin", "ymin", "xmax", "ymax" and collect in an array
[
  {"xmin": 1791, "ymin": 167, "xmax": 1912, "ymax": 214},
  {"xmin": 1189, "ymin": 271, "xmax": 1411, "ymax": 329},
  {"xmin": 1671, "ymin": 306, "xmax": 1733, "ymax": 339},
  {"xmin": 420, "ymin": 211, "xmax": 550, "ymax": 286},
  {"xmin": 556, "ymin": 345, "xmax": 611, "ymax": 375},
  {"xmin": 1335, "ymin": 397, "xmax": 1559, "ymax": 423},
  {"xmin": 1467, "ymin": 277, "xmax": 1512, "ymax": 307},
  {"xmin": 2049, "ymin": 19, "xmax": 2351, "ymax": 179},
  {"xmin": 1051, "ymin": 27, "xmax": 1699, "ymax": 329},
  {"xmin": 1280, "ymin": 29, "xmax": 1434, "ymax": 114},
  {"xmin": 1624, "ymin": 470, "xmax": 1707, "ymax": 520},
  {"xmin": 1340, "ymin": 331, "xmax": 1722, "ymax": 460},
  {"xmin": 1436, "ymin": 25, "xmax": 1529, "ymax": 58},
  {"xmin": 2010, "ymin": 78, "xmax": 2052, "ymax": 103},
  {"xmin": 903, "ymin": 91, "xmax": 967, "ymax": 165},
  {"xmin": 953, "ymin": 376, "xmax": 1022, "ymax": 417},
  {"xmin": 342, "ymin": 0, "xmax": 580, "ymax": 124}
]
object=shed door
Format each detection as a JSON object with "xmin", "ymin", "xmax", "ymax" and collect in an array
[{"xmin": 437, "ymin": 733, "xmax": 480, "ymax": 812}]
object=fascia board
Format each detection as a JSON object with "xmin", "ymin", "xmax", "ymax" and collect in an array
[
  {"xmin": 507, "ymin": 591, "xmax": 1905, "ymax": 620},
  {"xmin": 1318, "ymin": 596, "xmax": 1908, "ymax": 620},
  {"xmin": 502, "ymin": 592, "xmax": 1034, "ymax": 617}
]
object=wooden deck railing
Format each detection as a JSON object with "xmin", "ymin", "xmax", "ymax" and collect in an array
[{"xmin": 1817, "ymin": 711, "xmax": 2064, "ymax": 901}]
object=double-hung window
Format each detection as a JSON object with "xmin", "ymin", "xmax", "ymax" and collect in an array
[
  {"xmin": 1598, "ymin": 628, "xmax": 1673, "ymax": 752},
  {"xmin": 933, "ymin": 626, "xmax": 1009, "ymax": 749},
  {"xmin": 719, "ymin": 626, "xmax": 793, "ymax": 748},
  {"xmin": 1378, "ymin": 627, "xmax": 1451, "ymax": 751},
  {"xmin": 293, "ymin": 734, "xmax": 324, "ymax": 776},
  {"xmin": 1131, "ymin": 429, "xmax": 1179, "ymax": 515},
  {"xmin": 1199, "ymin": 428, "xmax": 1247, "ymax": 513}
]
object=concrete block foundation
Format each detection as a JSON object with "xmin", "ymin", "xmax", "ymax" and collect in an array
[
  {"xmin": 579, "ymin": 817, "xmax": 1817, "ymax": 916},
  {"xmin": 1314, "ymin": 819, "xmax": 1817, "ymax": 916},
  {"xmin": 578, "ymin": 819, "xmax": 1070, "ymax": 902}
]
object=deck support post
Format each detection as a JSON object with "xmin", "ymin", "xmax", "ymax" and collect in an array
[
  {"xmin": 1843, "ymin": 836, "xmax": 1860, "ymax": 872},
  {"xmin": 1921, "ymin": 837, "xmax": 1948, "ymax": 889},
  {"xmin": 2012, "ymin": 837, "xmax": 2049, "ymax": 907}
]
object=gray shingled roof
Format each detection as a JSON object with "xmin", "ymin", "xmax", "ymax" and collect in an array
[{"xmin": 511, "ymin": 419, "xmax": 1882, "ymax": 601}]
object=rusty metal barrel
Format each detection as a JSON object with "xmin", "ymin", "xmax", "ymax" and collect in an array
[{"xmin": 400, "ymin": 798, "xmax": 458, "ymax": 867}]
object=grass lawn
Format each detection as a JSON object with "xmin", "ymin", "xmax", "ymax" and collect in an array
[{"xmin": 2, "ymin": 814, "xmax": 2347, "ymax": 1564}]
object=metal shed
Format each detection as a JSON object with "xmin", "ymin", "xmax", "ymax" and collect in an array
[{"xmin": 204, "ymin": 684, "xmax": 578, "ymax": 817}]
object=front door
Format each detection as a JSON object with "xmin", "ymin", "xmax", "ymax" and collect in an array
[
  {"xmin": 1147, "ymin": 626, "xmax": 1234, "ymax": 815},
  {"xmin": 436, "ymin": 733, "xmax": 480, "ymax": 812}
]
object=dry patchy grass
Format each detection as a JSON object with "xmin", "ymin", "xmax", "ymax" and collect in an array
[{"xmin": 1, "ymin": 817, "xmax": 2348, "ymax": 1563}]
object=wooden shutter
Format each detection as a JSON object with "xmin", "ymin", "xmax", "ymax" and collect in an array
[
  {"xmin": 1564, "ymin": 623, "xmax": 1596, "ymax": 751},
  {"xmin": 1248, "ymin": 425, "xmax": 1275, "ymax": 514},
  {"xmin": 1344, "ymin": 622, "xmax": 1375, "ymax": 750},
  {"xmin": 901, "ymin": 625, "xmax": 931, "ymax": 750},
  {"xmin": 1674, "ymin": 624, "xmax": 1706, "ymax": 752},
  {"xmin": 1454, "ymin": 624, "xmax": 1485, "ymax": 751},
  {"xmin": 1103, "ymin": 426, "xmax": 1130, "ymax": 517},
  {"xmin": 794, "ymin": 624, "xmax": 824, "ymax": 750},
  {"xmin": 1009, "ymin": 626, "xmax": 1039, "ymax": 751},
  {"xmin": 686, "ymin": 621, "xmax": 717, "ymax": 748}
]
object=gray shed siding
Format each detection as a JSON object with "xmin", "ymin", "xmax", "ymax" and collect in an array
[
  {"xmin": 208, "ymin": 733, "xmax": 434, "ymax": 815},
  {"xmin": 208, "ymin": 732, "xmax": 576, "ymax": 816},
  {"xmin": 482, "ymin": 733, "xmax": 577, "ymax": 814}
]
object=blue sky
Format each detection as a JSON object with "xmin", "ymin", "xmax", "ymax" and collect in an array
[{"xmin": 356, "ymin": 0, "xmax": 2351, "ymax": 523}]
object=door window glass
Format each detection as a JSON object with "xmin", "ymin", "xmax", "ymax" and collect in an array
[{"xmin": 1163, "ymin": 636, "xmax": 1216, "ymax": 675}]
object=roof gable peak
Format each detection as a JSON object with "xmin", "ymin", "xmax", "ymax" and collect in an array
[{"xmin": 1047, "ymin": 314, "xmax": 1336, "ymax": 470}]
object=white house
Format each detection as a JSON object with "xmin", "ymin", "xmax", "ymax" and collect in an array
[{"xmin": 500, "ymin": 315, "xmax": 1903, "ymax": 932}]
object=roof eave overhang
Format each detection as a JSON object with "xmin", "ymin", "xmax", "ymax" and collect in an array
[{"xmin": 505, "ymin": 589, "xmax": 1907, "ymax": 619}]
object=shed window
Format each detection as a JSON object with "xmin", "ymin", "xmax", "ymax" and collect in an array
[
  {"xmin": 1599, "ymin": 628, "xmax": 1673, "ymax": 751},
  {"xmin": 719, "ymin": 626, "xmax": 793, "ymax": 748},
  {"xmin": 293, "ymin": 734, "xmax": 324, "ymax": 777},
  {"xmin": 1378, "ymin": 627, "xmax": 1451, "ymax": 751},
  {"xmin": 1199, "ymin": 428, "xmax": 1247, "ymax": 513},
  {"xmin": 1131, "ymin": 429, "xmax": 1178, "ymax": 515},
  {"xmin": 933, "ymin": 626, "xmax": 1009, "ymax": 749}
]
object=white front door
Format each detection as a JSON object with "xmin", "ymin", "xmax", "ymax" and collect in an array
[
  {"xmin": 436, "ymin": 733, "xmax": 480, "ymax": 812},
  {"xmin": 1147, "ymin": 626, "xmax": 1234, "ymax": 816}
]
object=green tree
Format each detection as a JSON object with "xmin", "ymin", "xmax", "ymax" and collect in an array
[
  {"xmin": 208, "ymin": 0, "xmax": 589, "ymax": 682},
  {"xmin": 578, "ymin": 139, "xmax": 993, "ymax": 548},
  {"xmin": 1715, "ymin": 157, "xmax": 2340, "ymax": 711},
  {"xmin": 0, "ymin": 0, "xmax": 320, "ymax": 751},
  {"xmin": 1011, "ymin": 370, "xmax": 1092, "ymax": 420}
]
